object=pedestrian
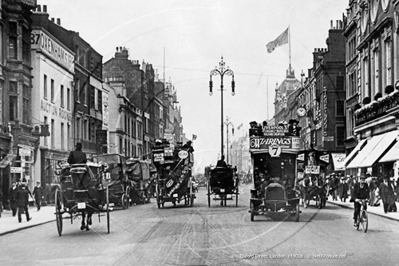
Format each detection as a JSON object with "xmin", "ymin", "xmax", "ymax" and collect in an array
[
  {"xmin": 379, "ymin": 177, "xmax": 395, "ymax": 214},
  {"xmin": 32, "ymin": 181, "xmax": 44, "ymax": 211},
  {"xmin": 8, "ymin": 181, "xmax": 19, "ymax": 216},
  {"xmin": 367, "ymin": 174, "xmax": 377, "ymax": 206},
  {"xmin": 15, "ymin": 183, "xmax": 32, "ymax": 223},
  {"xmin": 389, "ymin": 177, "xmax": 397, "ymax": 212},
  {"xmin": 341, "ymin": 178, "xmax": 348, "ymax": 202}
]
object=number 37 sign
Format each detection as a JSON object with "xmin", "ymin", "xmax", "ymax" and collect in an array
[{"xmin": 269, "ymin": 145, "xmax": 282, "ymax": 157}]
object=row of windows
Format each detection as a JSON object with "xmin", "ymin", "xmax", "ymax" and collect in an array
[
  {"xmin": 43, "ymin": 74, "xmax": 71, "ymax": 110},
  {"xmin": 359, "ymin": 37, "xmax": 393, "ymax": 100},
  {"xmin": 43, "ymin": 116, "xmax": 71, "ymax": 150},
  {"xmin": 9, "ymin": 81, "xmax": 30, "ymax": 124},
  {"xmin": 75, "ymin": 79, "xmax": 102, "ymax": 112},
  {"xmin": 120, "ymin": 137, "xmax": 138, "ymax": 158}
]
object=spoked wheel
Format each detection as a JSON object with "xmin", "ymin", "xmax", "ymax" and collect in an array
[
  {"xmin": 190, "ymin": 194, "xmax": 194, "ymax": 207},
  {"xmin": 207, "ymin": 182, "xmax": 211, "ymax": 208},
  {"xmin": 189, "ymin": 184, "xmax": 194, "ymax": 207},
  {"xmin": 235, "ymin": 188, "xmax": 239, "ymax": 207},
  {"xmin": 316, "ymin": 195, "xmax": 322, "ymax": 209},
  {"xmin": 55, "ymin": 188, "xmax": 63, "ymax": 236},
  {"xmin": 361, "ymin": 210, "xmax": 368, "ymax": 233},
  {"xmin": 122, "ymin": 194, "xmax": 127, "ymax": 210},
  {"xmin": 125, "ymin": 187, "xmax": 130, "ymax": 209},
  {"xmin": 156, "ymin": 185, "xmax": 162, "ymax": 209},
  {"xmin": 106, "ymin": 187, "xmax": 110, "ymax": 234},
  {"xmin": 295, "ymin": 201, "xmax": 300, "ymax": 222},
  {"xmin": 250, "ymin": 201, "xmax": 255, "ymax": 222}
]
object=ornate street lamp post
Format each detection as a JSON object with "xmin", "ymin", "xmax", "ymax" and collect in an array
[{"xmin": 209, "ymin": 57, "xmax": 235, "ymax": 159}]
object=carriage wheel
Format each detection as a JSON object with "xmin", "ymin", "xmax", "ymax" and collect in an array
[
  {"xmin": 207, "ymin": 182, "xmax": 211, "ymax": 208},
  {"xmin": 156, "ymin": 184, "xmax": 162, "ymax": 209},
  {"xmin": 125, "ymin": 187, "xmax": 130, "ymax": 209},
  {"xmin": 235, "ymin": 189, "xmax": 239, "ymax": 207},
  {"xmin": 295, "ymin": 201, "xmax": 300, "ymax": 222},
  {"xmin": 250, "ymin": 201, "xmax": 255, "ymax": 222},
  {"xmin": 190, "ymin": 194, "xmax": 194, "ymax": 207},
  {"xmin": 55, "ymin": 188, "xmax": 63, "ymax": 236},
  {"xmin": 106, "ymin": 187, "xmax": 110, "ymax": 234},
  {"xmin": 122, "ymin": 194, "xmax": 127, "ymax": 210},
  {"xmin": 316, "ymin": 195, "xmax": 323, "ymax": 209}
]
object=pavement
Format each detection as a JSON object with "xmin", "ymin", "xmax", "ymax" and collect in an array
[
  {"xmin": 0, "ymin": 205, "xmax": 56, "ymax": 236},
  {"xmin": 326, "ymin": 196, "xmax": 399, "ymax": 221},
  {"xmin": 1, "ymin": 196, "xmax": 399, "ymax": 236}
]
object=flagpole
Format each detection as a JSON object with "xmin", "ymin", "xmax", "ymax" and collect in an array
[
  {"xmin": 289, "ymin": 26, "xmax": 291, "ymax": 69},
  {"xmin": 266, "ymin": 78, "xmax": 269, "ymax": 120}
]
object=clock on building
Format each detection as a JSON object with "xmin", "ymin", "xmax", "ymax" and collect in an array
[{"xmin": 297, "ymin": 107, "xmax": 306, "ymax": 117}]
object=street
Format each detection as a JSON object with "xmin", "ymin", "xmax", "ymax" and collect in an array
[{"xmin": 1, "ymin": 184, "xmax": 399, "ymax": 266}]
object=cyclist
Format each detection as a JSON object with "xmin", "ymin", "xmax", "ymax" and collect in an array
[{"xmin": 352, "ymin": 176, "xmax": 369, "ymax": 226}]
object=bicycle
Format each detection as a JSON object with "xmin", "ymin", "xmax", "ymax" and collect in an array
[{"xmin": 355, "ymin": 199, "xmax": 368, "ymax": 233}]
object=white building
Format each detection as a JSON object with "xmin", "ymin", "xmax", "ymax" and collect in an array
[{"xmin": 31, "ymin": 28, "xmax": 74, "ymax": 187}]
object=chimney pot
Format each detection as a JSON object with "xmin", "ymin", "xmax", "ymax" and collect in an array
[
  {"xmin": 57, "ymin": 18, "xmax": 61, "ymax": 25},
  {"xmin": 43, "ymin": 5, "xmax": 47, "ymax": 13},
  {"xmin": 51, "ymin": 18, "xmax": 55, "ymax": 22},
  {"xmin": 37, "ymin": 5, "xmax": 41, "ymax": 12},
  {"xmin": 331, "ymin": 20, "xmax": 333, "ymax": 28}
]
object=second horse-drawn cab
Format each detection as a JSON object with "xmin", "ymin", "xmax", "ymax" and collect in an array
[
  {"xmin": 152, "ymin": 140, "xmax": 195, "ymax": 208},
  {"xmin": 207, "ymin": 165, "xmax": 239, "ymax": 207}
]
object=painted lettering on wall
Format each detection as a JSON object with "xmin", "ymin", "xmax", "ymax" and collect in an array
[
  {"xmin": 41, "ymin": 99, "xmax": 72, "ymax": 122},
  {"xmin": 31, "ymin": 30, "xmax": 75, "ymax": 71}
]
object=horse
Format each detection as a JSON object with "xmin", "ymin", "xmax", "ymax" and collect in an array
[{"xmin": 302, "ymin": 175, "xmax": 327, "ymax": 209}]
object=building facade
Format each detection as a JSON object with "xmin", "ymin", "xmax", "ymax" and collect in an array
[
  {"xmin": 31, "ymin": 10, "xmax": 75, "ymax": 187},
  {"xmin": 344, "ymin": 0, "xmax": 399, "ymax": 179},
  {"xmin": 0, "ymin": 0, "xmax": 37, "ymax": 201}
]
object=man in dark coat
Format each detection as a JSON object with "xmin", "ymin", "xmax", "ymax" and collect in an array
[
  {"xmin": 379, "ymin": 177, "xmax": 396, "ymax": 213},
  {"xmin": 9, "ymin": 181, "xmax": 18, "ymax": 216},
  {"xmin": 15, "ymin": 184, "xmax": 32, "ymax": 222},
  {"xmin": 67, "ymin": 142, "xmax": 87, "ymax": 164},
  {"xmin": 352, "ymin": 176, "xmax": 369, "ymax": 226},
  {"xmin": 33, "ymin": 181, "xmax": 44, "ymax": 211},
  {"xmin": 216, "ymin": 155, "xmax": 227, "ymax": 168}
]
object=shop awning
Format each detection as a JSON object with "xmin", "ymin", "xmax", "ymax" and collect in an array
[
  {"xmin": 0, "ymin": 154, "xmax": 16, "ymax": 168},
  {"xmin": 343, "ymin": 139, "xmax": 367, "ymax": 166},
  {"xmin": 346, "ymin": 134, "xmax": 385, "ymax": 169},
  {"xmin": 331, "ymin": 153, "xmax": 346, "ymax": 171},
  {"xmin": 347, "ymin": 131, "xmax": 397, "ymax": 169},
  {"xmin": 379, "ymin": 139, "xmax": 399, "ymax": 163}
]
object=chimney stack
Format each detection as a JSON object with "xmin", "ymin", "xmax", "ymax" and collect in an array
[{"xmin": 43, "ymin": 5, "xmax": 47, "ymax": 13}]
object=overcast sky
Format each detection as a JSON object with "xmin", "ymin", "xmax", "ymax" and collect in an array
[{"xmin": 37, "ymin": 0, "xmax": 348, "ymax": 174}]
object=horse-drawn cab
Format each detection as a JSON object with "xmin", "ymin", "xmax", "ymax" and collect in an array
[
  {"xmin": 125, "ymin": 158, "xmax": 154, "ymax": 204},
  {"xmin": 207, "ymin": 165, "xmax": 239, "ymax": 207},
  {"xmin": 53, "ymin": 161, "xmax": 110, "ymax": 236}
]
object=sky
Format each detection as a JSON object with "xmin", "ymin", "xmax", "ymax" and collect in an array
[{"xmin": 37, "ymin": 0, "xmax": 349, "ymax": 174}]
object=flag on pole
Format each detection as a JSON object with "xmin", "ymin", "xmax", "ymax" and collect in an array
[
  {"xmin": 237, "ymin": 123, "xmax": 243, "ymax": 130},
  {"xmin": 192, "ymin": 134, "xmax": 197, "ymax": 140},
  {"xmin": 266, "ymin": 27, "xmax": 289, "ymax": 53}
]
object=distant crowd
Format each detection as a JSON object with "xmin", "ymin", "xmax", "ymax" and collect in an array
[{"xmin": 327, "ymin": 172, "xmax": 398, "ymax": 213}]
